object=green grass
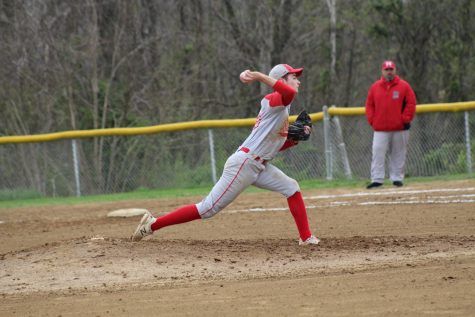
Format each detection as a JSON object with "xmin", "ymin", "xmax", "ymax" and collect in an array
[
  {"xmin": 0, "ymin": 174, "xmax": 473, "ymax": 209},
  {"xmin": 0, "ymin": 186, "xmax": 213, "ymax": 209}
]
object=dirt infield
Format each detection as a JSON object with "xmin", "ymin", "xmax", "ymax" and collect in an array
[{"xmin": 1, "ymin": 180, "xmax": 475, "ymax": 316}]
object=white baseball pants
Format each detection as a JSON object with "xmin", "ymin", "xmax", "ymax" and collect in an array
[
  {"xmin": 196, "ymin": 150, "xmax": 300, "ymax": 219},
  {"xmin": 370, "ymin": 130, "xmax": 410, "ymax": 183}
]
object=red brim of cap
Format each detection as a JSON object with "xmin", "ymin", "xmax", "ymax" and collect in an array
[{"xmin": 288, "ymin": 67, "xmax": 304, "ymax": 77}]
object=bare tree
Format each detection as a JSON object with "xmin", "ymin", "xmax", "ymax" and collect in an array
[{"xmin": 325, "ymin": 0, "xmax": 337, "ymax": 104}]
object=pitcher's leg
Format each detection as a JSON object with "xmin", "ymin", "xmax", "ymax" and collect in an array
[
  {"xmin": 131, "ymin": 205, "xmax": 201, "ymax": 242},
  {"xmin": 154, "ymin": 157, "xmax": 251, "ymax": 230},
  {"xmin": 253, "ymin": 163, "xmax": 300, "ymax": 197},
  {"xmin": 371, "ymin": 131, "xmax": 390, "ymax": 183},
  {"xmin": 150, "ymin": 204, "xmax": 200, "ymax": 231},
  {"xmin": 389, "ymin": 130, "xmax": 409, "ymax": 182},
  {"xmin": 287, "ymin": 191, "xmax": 312, "ymax": 241},
  {"xmin": 197, "ymin": 154, "xmax": 261, "ymax": 219},
  {"xmin": 254, "ymin": 164, "xmax": 312, "ymax": 241}
]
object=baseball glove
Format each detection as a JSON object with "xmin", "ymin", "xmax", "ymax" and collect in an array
[{"xmin": 287, "ymin": 110, "xmax": 312, "ymax": 141}]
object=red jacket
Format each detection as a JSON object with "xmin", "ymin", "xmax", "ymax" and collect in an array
[{"xmin": 365, "ymin": 76, "xmax": 417, "ymax": 131}]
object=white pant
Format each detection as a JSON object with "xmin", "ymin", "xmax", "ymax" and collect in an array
[
  {"xmin": 196, "ymin": 151, "xmax": 300, "ymax": 219},
  {"xmin": 370, "ymin": 130, "xmax": 410, "ymax": 183}
]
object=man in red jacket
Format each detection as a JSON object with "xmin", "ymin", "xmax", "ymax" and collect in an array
[{"xmin": 365, "ymin": 60, "xmax": 417, "ymax": 189}]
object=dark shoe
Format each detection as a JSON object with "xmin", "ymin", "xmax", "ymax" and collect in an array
[
  {"xmin": 366, "ymin": 182, "xmax": 383, "ymax": 189},
  {"xmin": 393, "ymin": 181, "xmax": 403, "ymax": 187}
]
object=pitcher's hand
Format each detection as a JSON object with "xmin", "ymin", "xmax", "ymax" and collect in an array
[{"xmin": 239, "ymin": 70, "xmax": 256, "ymax": 84}]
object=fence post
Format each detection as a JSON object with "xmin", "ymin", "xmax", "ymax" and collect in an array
[
  {"xmin": 323, "ymin": 106, "xmax": 333, "ymax": 180},
  {"xmin": 331, "ymin": 110, "xmax": 353, "ymax": 179},
  {"xmin": 464, "ymin": 111, "xmax": 473, "ymax": 174},
  {"xmin": 71, "ymin": 139, "xmax": 81, "ymax": 197},
  {"xmin": 208, "ymin": 129, "xmax": 217, "ymax": 184}
]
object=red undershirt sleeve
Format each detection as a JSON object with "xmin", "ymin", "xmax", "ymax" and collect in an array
[
  {"xmin": 272, "ymin": 80, "xmax": 296, "ymax": 106},
  {"xmin": 279, "ymin": 139, "xmax": 298, "ymax": 151}
]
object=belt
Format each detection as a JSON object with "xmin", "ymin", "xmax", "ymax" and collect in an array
[{"xmin": 239, "ymin": 147, "xmax": 268, "ymax": 165}]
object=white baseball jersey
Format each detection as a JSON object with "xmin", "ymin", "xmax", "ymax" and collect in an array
[
  {"xmin": 240, "ymin": 98, "xmax": 289, "ymax": 160},
  {"xmin": 196, "ymin": 80, "xmax": 300, "ymax": 218}
]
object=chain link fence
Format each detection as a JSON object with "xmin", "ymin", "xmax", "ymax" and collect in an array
[
  {"xmin": 0, "ymin": 109, "xmax": 474, "ymax": 198},
  {"xmin": 325, "ymin": 109, "xmax": 473, "ymax": 180}
]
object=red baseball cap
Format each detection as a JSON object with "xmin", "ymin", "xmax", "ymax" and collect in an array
[
  {"xmin": 381, "ymin": 60, "xmax": 396, "ymax": 70},
  {"xmin": 269, "ymin": 64, "xmax": 304, "ymax": 80}
]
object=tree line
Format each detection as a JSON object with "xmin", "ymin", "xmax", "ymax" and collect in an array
[{"xmin": 0, "ymin": 0, "xmax": 474, "ymax": 137}]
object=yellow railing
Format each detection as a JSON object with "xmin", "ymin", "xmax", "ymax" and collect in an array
[
  {"xmin": 327, "ymin": 101, "xmax": 475, "ymax": 116},
  {"xmin": 1, "ymin": 101, "xmax": 474, "ymax": 144}
]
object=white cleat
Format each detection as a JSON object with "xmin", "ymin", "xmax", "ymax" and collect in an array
[
  {"xmin": 299, "ymin": 235, "xmax": 320, "ymax": 246},
  {"xmin": 131, "ymin": 210, "xmax": 156, "ymax": 242}
]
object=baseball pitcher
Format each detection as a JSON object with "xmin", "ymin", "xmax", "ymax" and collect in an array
[{"xmin": 132, "ymin": 64, "xmax": 319, "ymax": 245}]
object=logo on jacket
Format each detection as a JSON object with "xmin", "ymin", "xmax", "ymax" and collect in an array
[{"xmin": 392, "ymin": 91, "xmax": 400, "ymax": 99}]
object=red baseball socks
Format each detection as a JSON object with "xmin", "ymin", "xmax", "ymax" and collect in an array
[
  {"xmin": 150, "ymin": 204, "xmax": 201, "ymax": 231},
  {"xmin": 287, "ymin": 191, "xmax": 312, "ymax": 241}
]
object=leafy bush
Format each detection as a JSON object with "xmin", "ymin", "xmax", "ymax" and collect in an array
[{"xmin": 422, "ymin": 142, "xmax": 470, "ymax": 174}]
